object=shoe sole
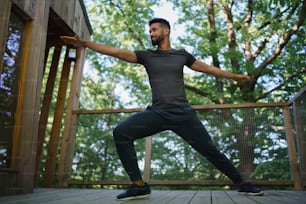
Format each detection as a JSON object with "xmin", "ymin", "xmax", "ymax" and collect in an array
[
  {"xmin": 116, "ymin": 193, "xmax": 151, "ymax": 201},
  {"xmin": 239, "ymin": 191, "xmax": 264, "ymax": 196}
]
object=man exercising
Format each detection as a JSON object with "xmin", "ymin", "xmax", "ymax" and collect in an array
[{"xmin": 61, "ymin": 18, "xmax": 264, "ymax": 200}]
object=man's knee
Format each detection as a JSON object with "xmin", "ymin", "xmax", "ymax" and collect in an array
[
  {"xmin": 113, "ymin": 124, "xmax": 123, "ymax": 139},
  {"xmin": 113, "ymin": 123, "xmax": 132, "ymax": 142}
]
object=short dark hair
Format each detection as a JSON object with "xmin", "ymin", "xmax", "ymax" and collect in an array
[{"xmin": 149, "ymin": 18, "xmax": 171, "ymax": 30}]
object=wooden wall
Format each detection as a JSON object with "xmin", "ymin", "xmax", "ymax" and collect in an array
[{"xmin": 0, "ymin": 0, "xmax": 91, "ymax": 195}]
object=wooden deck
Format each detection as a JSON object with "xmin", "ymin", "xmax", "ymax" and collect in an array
[{"xmin": 0, "ymin": 189, "xmax": 305, "ymax": 204}]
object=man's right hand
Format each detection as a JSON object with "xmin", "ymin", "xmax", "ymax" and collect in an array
[{"xmin": 60, "ymin": 36, "xmax": 84, "ymax": 47}]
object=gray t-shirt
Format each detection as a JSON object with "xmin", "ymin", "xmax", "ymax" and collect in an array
[{"xmin": 135, "ymin": 49, "xmax": 196, "ymax": 108}]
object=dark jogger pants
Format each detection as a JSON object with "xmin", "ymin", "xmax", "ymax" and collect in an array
[{"xmin": 113, "ymin": 105, "xmax": 243, "ymax": 184}]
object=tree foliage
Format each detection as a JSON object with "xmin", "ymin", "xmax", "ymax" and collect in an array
[{"xmin": 173, "ymin": 0, "xmax": 305, "ymax": 103}]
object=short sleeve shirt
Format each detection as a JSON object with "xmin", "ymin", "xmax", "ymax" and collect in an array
[{"xmin": 135, "ymin": 49, "xmax": 196, "ymax": 107}]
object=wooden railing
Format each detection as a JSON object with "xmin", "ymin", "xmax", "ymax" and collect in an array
[{"xmin": 65, "ymin": 102, "xmax": 304, "ymax": 190}]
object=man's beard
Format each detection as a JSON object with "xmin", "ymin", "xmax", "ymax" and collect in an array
[{"xmin": 151, "ymin": 35, "xmax": 164, "ymax": 46}]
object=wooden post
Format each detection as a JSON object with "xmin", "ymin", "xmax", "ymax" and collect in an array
[
  {"xmin": 42, "ymin": 47, "xmax": 72, "ymax": 187},
  {"xmin": 11, "ymin": 0, "xmax": 49, "ymax": 194},
  {"xmin": 35, "ymin": 46, "xmax": 62, "ymax": 184},
  {"xmin": 290, "ymin": 86, "xmax": 306, "ymax": 187},
  {"xmin": 143, "ymin": 136, "xmax": 152, "ymax": 182},
  {"xmin": 283, "ymin": 105, "xmax": 303, "ymax": 190},
  {"xmin": 292, "ymin": 99, "xmax": 306, "ymax": 186},
  {"xmin": 57, "ymin": 46, "xmax": 86, "ymax": 187}
]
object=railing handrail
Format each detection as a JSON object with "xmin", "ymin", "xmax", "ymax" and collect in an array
[{"xmin": 72, "ymin": 102, "xmax": 289, "ymax": 114}]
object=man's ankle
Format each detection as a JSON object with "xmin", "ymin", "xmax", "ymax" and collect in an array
[{"xmin": 133, "ymin": 180, "xmax": 145, "ymax": 186}]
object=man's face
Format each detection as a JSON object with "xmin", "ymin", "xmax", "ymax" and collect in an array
[{"xmin": 149, "ymin": 23, "xmax": 166, "ymax": 46}]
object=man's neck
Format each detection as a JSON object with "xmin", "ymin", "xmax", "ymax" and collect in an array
[
  {"xmin": 157, "ymin": 40, "xmax": 171, "ymax": 50},
  {"xmin": 158, "ymin": 46, "xmax": 172, "ymax": 51}
]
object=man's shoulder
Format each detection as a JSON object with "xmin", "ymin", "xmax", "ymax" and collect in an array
[
  {"xmin": 175, "ymin": 48, "xmax": 187, "ymax": 52},
  {"xmin": 174, "ymin": 48, "xmax": 189, "ymax": 54}
]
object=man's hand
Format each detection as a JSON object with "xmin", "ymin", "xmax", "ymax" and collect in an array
[
  {"xmin": 60, "ymin": 36, "xmax": 84, "ymax": 47},
  {"xmin": 234, "ymin": 74, "xmax": 251, "ymax": 83}
]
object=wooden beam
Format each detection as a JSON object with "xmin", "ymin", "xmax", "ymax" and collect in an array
[
  {"xmin": 292, "ymin": 99, "xmax": 306, "ymax": 185},
  {"xmin": 10, "ymin": 18, "xmax": 31, "ymax": 188},
  {"xmin": 72, "ymin": 102, "xmax": 289, "ymax": 115},
  {"xmin": 143, "ymin": 136, "xmax": 152, "ymax": 182},
  {"xmin": 42, "ymin": 47, "xmax": 72, "ymax": 187},
  {"xmin": 35, "ymin": 46, "xmax": 62, "ymax": 184},
  {"xmin": 11, "ymin": 0, "xmax": 49, "ymax": 194},
  {"xmin": 57, "ymin": 46, "xmax": 87, "ymax": 187},
  {"xmin": 73, "ymin": 108, "xmax": 144, "ymax": 114},
  {"xmin": 283, "ymin": 105, "xmax": 303, "ymax": 190},
  {"xmin": 192, "ymin": 102, "xmax": 289, "ymax": 110}
]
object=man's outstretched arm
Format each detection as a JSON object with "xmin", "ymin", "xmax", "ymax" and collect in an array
[
  {"xmin": 190, "ymin": 60, "xmax": 250, "ymax": 82},
  {"xmin": 60, "ymin": 36, "xmax": 137, "ymax": 63}
]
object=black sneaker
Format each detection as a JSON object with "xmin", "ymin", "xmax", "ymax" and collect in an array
[
  {"xmin": 116, "ymin": 183, "xmax": 151, "ymax": 200},
  {"xmin": 238, "ymin": 182, "xmax": 264, "ymax": 196}
]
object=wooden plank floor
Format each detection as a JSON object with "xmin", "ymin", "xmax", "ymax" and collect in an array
[{"xmin": 0, "ymin": 189, "xmax": 305, "ymax": 204}]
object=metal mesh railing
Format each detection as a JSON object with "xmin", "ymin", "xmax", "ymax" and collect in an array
[
  {"xmin": 289, "ymin": 86, "xmax": 306, "ymax": 186},
  {"xmin": 69, "ymin": 102, "xmax": 303, "ymax": 189}
]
